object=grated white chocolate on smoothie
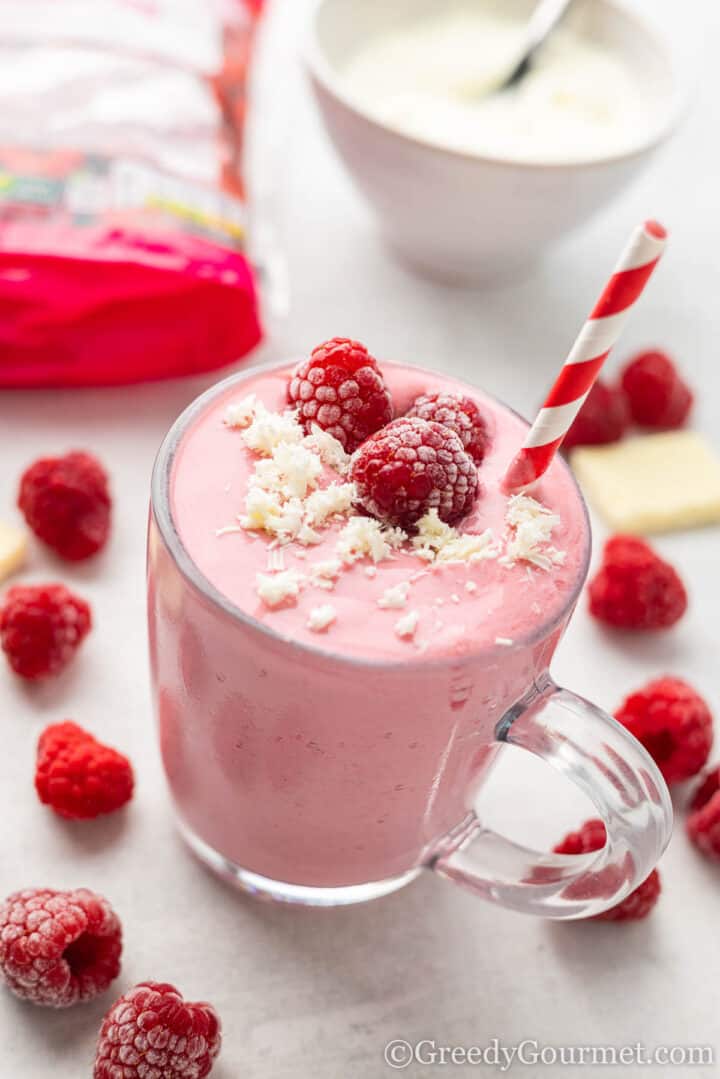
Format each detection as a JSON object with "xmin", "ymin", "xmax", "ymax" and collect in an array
[
  {"xmin": 309, "ymin": 559, "xmax": 344, "ymax": 590},
  {"xmin": 241, "ymin": 488, "xmax": 305, "ymax": 542},
  {"xmin": 412, "ymin": 510, "xmax": 499, "ymax": 564},
  {"xmin": 266, "ymin": 548, "xmax": 285, "ymax": 572},
  {"xmin": 237, "ymin": 410, "xmax": 352, "ymax": 548},
  {"xmin": 303, "ymin": 424, "xmax": 351, "ymax": 475},
  {"xmin": 241, "ymin": 402, "xmax": 305, "ymax": 456},
  {"xmin": 305, "ymin": 484, "xmax": 355, "ymax": 526},
  {"xmin": 377, "ymin": 581, "xmax": 411, "ymax": 609},
  {"xmin": 223, "ymin": 394, "xmax": 258, "ymax": 429},
  {"xmin": 223, "ymin": 391, "xmax": 567, "ymax": 632},
  {"xmin": 395, "ymin": 610, "xmax": 420, "ymax": 639},
  {"xmin": 501, "ymin": 494, "xmax": 566, "ymax": 571},
  {"xmin": 255, "ymin": 568, "xmax": 306, "ymax": 608},
  {"xmin": 251, "ymin": 442, "xmax": 323, "ymax": 500},
  {"xmin": 307, "ymin": 604, "xmax": 337, "ymax": 632},
  {"xmin": 296, "ymin": 523, "xmax": 323, "ymax": 546},
  {"xmin": 336, "ymin": 517, "xmax": 407, "ymax": 565},
  {"xmin": 215, "ymin": 523, "xmax": 244, "ymax": 537}
]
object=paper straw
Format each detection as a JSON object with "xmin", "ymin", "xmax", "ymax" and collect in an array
[{"xmin": 503, "ymin": 220, "xmax": 667, "ymax": 493}]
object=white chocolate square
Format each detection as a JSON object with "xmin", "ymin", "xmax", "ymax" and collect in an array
[
  {"xmin": 571, "ymin": 432, "xmax": 720, "ymax": 534},
  {"xmin": 0, "ymin": 521, "xmax": 28, "ymax": 582}
]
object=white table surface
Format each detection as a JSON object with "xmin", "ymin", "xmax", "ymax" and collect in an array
[{"xmin": 1, "ymin": 2, "xmax": 719, "ymax": 1076}]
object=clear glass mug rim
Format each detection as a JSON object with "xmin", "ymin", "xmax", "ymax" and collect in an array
[{"xmin": 150, "ymin": 356, "xmax": 592, "ymax": 672}]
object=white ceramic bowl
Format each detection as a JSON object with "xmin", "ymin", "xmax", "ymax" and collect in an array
[{"xmin": 305, "ymin": 0, "xmax": 682, "ymax": 284}]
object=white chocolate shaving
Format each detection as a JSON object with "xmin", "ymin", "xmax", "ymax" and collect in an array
[
  {"xmin": 256, "ymin": 569, "xmax": 306, "ymax": 607},
  {"xmin": 395, "ymin": 610, "xmax": 420, "ymax": 639},
  {"xmin": 303, "ymin": 424, "xmax": 351, "ymax": 475},
  {"xmin": 501, "ymin": 494, "xmax": 565, "ymax": 571},
  {"xmin": 336, "ymin": 517, "xmax": 407, "ymax": 565},
  {"xmin": 307, "ymin": 605, "xmax": 337, "ymax": 632},
  {"xmin": 377, "ymin": 581, "xmax": 411, "ymax": 609}
]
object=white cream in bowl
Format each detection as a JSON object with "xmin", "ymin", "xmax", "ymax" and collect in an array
[
  {"xmin": 340, "ymin": 6, "xmax": 665, "ymax": 164},
  {"xmin": 307, "ymin": 0, "xmax": 680, "ymax": 281}
]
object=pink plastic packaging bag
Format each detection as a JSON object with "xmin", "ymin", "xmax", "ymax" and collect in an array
[{"xmin": 0, "ymin": 0, "xmax": 264, "ymax": 386}]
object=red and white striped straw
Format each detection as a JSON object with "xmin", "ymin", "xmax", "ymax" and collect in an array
[{"xmin": 503, "ymin": 219, "xmax": 667, "ymax": 493}]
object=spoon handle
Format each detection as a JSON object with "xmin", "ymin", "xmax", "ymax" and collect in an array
[
  {"xmin": 499, "ymin": 0, "xmax": 577, "ymax": 89},
  {"xmin": 461, "ymin": 0, "xmax": 577, "ymax": 96},
  {"xmin": 523, "ymin": 0, "xmax": 576, "ymax": 62}
]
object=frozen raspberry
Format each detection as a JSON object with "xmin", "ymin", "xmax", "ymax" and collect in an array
[
  {"xmin": 350, "ymin": 416, "xmax": 479, "ymax": 529},
  {"xmin": 562, "ymin": 380, "xmax": 629, "ymax": 451},
  {"xmin": 615, "ymin": 677, "xmax": 712, "ymax": 784},
  {"xmin": 0, "ymin": 583, "xmax": 92, "ymax": 680},
  {"xmin": 690, "ymin": 765, "xmax": 720, "ymax": 812},
  {"xmin": 555, "ymin": 820, "xmax": 661, "ymax": 921},
  {"xmin": 687, "ymin": 766, "xmax": 720, "ymax": 862},
  {"xmin": 620, "ymin": 350, "xmax": 693, "ymax": 429},
  {"xmin": 588, "ymin": 535, "xmax": 687, "ymax": 631},
  {"xmin": 0, "ymin": 887, "xmax": 122, "ymax": 1007},
  {"xmin": 18, "ymin": 450, "xmax": 111, "ymax": 561},
  {"xmin": 94, "ymin": 981, "xmax": 221, "ymax": 1079},
  {"xmin": 35, "ymin": 722, "xmax": 134, "ymax": 820},
  {"xmin": 405, "ymin": 392, "xmax": 491, "ymax": 463},
  {"xmin": 287, "ymin": 338, "xmax": 394, "ymax": 452}
]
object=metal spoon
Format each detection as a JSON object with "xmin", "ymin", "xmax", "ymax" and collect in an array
[
  {"xmin": 496, "ymin": 0, "xmax": 578, "ymax": 92},
  {"xmin": 459, "ymin": 0, "xmax": 578, "ymax": 99}
]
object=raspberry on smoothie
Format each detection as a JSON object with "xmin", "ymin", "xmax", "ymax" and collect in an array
[
  {"xmin": 287, "ymin": 337, "xmax": 394, "ymax": 451},
  {"xmin": 350, "ymin": 416, "xmax": 479, "ymax": 528},
  {"xmin": 406, "ymin": 391, "xmax": 491, "ymax": 463}
]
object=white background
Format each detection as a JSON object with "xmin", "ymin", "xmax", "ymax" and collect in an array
[{"xmin": 0, "ymin": 1, "xmax": 718, "ymax": 1076}]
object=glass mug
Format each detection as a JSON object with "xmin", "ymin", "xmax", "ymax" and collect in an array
[{"xmin": 147, "ymin": 363, "xmax": 672, "ymax": 917}]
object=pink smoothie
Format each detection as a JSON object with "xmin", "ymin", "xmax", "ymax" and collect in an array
[{"xmin": 148, "ymin": 360, "xmax": 589, "ymax": 890}]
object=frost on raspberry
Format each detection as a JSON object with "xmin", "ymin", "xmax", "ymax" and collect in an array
[
  {"xmin": 554, "ymin": 820, "xmax": 661, "ymax": 922},
  {"xmin": 0, "ymin": 887, "xmax": 122, "ymax": 1007},
  {"xmin": 615, "ymin": 677, "xmax": 713, "ymax": 785},
  {"xmin": 287, "ymin": 338, "xmax": 394, "ymax": 452},
  {"xmin": 0, "ymin": 582, "xmax": 92, "ymax": 679},
  {"xmin": 350, "ymin": 416, "xmax": 479, "ymax": 530},
  {"xmin": 36, "ymin": 721, "xmax": 134, "ymax": 819},
  {"xmin": 18, "ymin": 450, "xmax": 111, "ymax": 561},
  {"xmin": 94, "ymin": 981, "xmax": 221, "ymax": 1079},
  {"xmin": 405, "ymin": 391, "xmax": 491, "ymax": 463}
]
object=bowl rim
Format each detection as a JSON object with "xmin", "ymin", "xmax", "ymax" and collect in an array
[{"xmin": 303, "ymin": 0, "xmax": 688, "ymax": 172}]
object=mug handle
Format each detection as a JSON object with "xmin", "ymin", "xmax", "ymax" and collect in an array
[{"xmin": 431, "ymin": 675, "xmax": 673, "ymax": 919}]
